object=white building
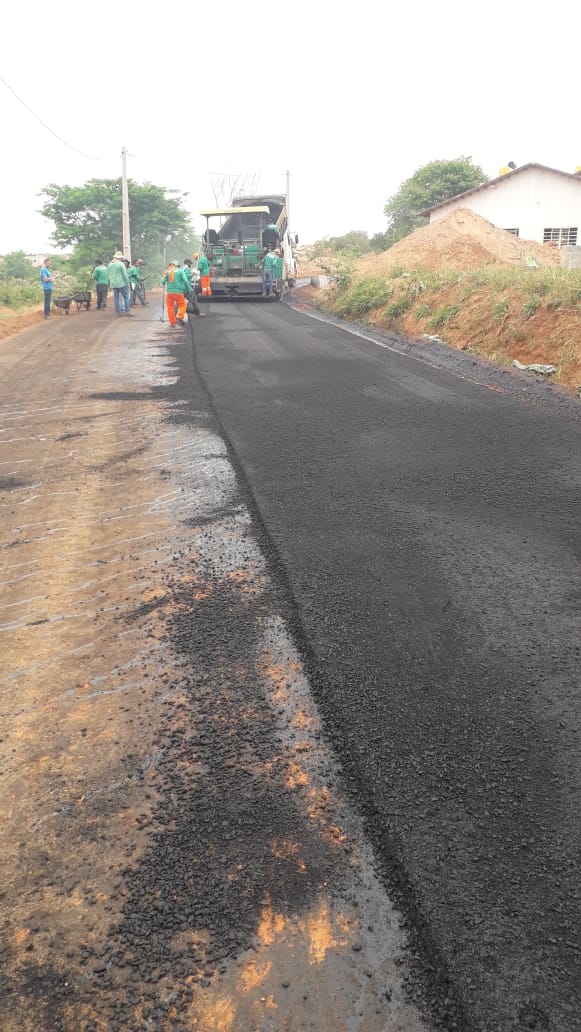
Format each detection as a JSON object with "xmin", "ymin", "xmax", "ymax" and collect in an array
[
  {"xmin": 422, "ymin": 163, "xmax": 581, "ymax": 246},
  {"xmin": 27, "ymin": 254, "xmax": 49, "ymax": 267}
]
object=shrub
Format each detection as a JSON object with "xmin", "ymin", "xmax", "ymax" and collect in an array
[
  {"xmin": 414, "ymin": 302, "xmax": 431, "ymax": 319},
  {"xmin": 387, "ymin": 294, "xmax": 412, "ymax": 318},
  {"xmin": 334, "ymin": 276, "xmax": 394, "ymax": 318},
  {"xmin": 0, "ymin": 280, "xmax": 39, "ymax": 309},
  {"xmin": 429, "ymin": 304, "xmax": 461, "ymax": 329},
  {"xmin": 494, "ymin": 298, "xmax": 510, "ymax": 321},
  {"xmin": 521, "ymin": 296, "xmax": 541, "ymax": 319}
]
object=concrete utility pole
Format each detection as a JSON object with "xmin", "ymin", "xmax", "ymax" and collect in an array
[
  {"xmin": 286, "ymin": 169, "xmax": 291, "ymax": 238},
  {"xmin": 121, "ymin": 147, "xmax": 131, "ymax": 261}
]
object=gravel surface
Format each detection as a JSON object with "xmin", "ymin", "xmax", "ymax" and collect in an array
[{"xmin": 190, "ymin": 296, "xmax": 581, "ymax": 1031}]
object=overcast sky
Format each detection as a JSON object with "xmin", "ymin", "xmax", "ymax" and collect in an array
[{"xmin": 1, "ymin": 0, "xmax": 578, "ymax": 255}]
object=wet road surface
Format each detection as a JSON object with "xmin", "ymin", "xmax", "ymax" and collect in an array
[{"xmin": 190, "ymin": 296, "xmax": 581, "ymax": 1032}]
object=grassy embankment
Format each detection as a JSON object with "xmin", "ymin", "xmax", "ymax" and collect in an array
[{"xmin": 314, "ymin": 263, "xmax": 581, "ymax": 393}]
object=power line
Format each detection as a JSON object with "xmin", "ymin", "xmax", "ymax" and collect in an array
[{"xmin": 0, "ymin": 76, "xmax": 102, "ymax": 161}]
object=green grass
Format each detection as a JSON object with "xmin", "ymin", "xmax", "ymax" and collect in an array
[
  {"xmin": 0, "ymin": 280, "xmax": 40, "ymax": 309},
  {"xmin": 521, "ymin": 296, "xmax": 542, "ymax": 319},
  {"xmin": 429, "ymin": 304, "xmax": 461, "ymax": 329},
  {"xmin": 323, "ymin": 265, "xmax": 581, "ymax": 340},
  {"xmin": 386, "ymin": 294, "xmax": 412, "ymax": 318},
  {"xmin": 494, "ymin": 298, "xmax": 510, "ymax": 321},
  {"xmin": 333, "ymin": 276, "xmax": 394, "ymax": 318},
  {"xmin": 0, "ymin": 270, "xmax": 88, "ymax": 311}
]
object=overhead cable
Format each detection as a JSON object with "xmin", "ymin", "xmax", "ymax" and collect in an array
[{"xmin": 0, "ymin": 76, "xmax": 102, "ymax": 161}]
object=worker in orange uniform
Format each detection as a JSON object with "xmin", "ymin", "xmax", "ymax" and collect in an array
[
  {"xmin": 195, "ymin": 251, "xmax": 212, "ymax": 297},
  {"xmin": 161, "ymin": 260, "xmax": 189, "ymax": 327}
]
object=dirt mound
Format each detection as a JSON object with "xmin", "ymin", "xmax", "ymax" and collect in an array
[{"xmin": 358, "ymin": 208, "xmax": 560, "ymax": 275}]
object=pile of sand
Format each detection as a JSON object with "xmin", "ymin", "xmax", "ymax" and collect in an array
[{"xmin": 358, "ymin": 208, "xmax": 560, "ymax": 276}]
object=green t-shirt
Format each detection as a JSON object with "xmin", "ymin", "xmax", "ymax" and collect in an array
[
  {"xmin": 108, "ymin": 260, "xmax": 129, "ymax": 288},
  {"xmin": 182, "ymin": 266, "xmax": 193, "ymax": 288},
  {"xmin": 93, "ymin": 264, "xmax": 108, "ymax": 285},
  {"xmin": 161, "ymin": 267, "xmax": 189, "ymax": 294},
  {"xmin": 128, "ymin": 265, "xmax": 142, "ymax": 284},
  {"xmin": 197, "ymin": 254, "xmax": 210, "ymax": 276}
]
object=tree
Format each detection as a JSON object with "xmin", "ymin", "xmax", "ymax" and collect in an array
[
  {"xmin": 330, "ymin": 230, "xmax": 372, "ymax": 255},
  {"xmin": 370, "ymin": 232, "xmax": 389, "ymax": 253},
  {"xmin": 0, "ymin": 251, "xmax": 35, "ymax": 280},
  {"xmin": 383, "ymin": 157, "xmax": 487, "ymax": 247},
  {"xmin": 313, "ymin": 230, "xmax": 372, "ymax": 258},
  {"xmin": 38, "ymin": 179, "xmax": 193, "ymax": 270}
]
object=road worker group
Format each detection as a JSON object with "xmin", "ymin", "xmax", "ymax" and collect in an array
[
  {"xmin": 90, "ymin": 254, "xmax": 205, "ymax": 327},
  {"xmin": 47, "ymin": 246, "xmax": 286, "ymax": 325},
  {"xmin": 90, "ymin": 254, "xmax": 148, "ymax": 316}
]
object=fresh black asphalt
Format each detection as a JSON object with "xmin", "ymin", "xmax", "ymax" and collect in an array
[{"xmin": 185, "ymin": 299, "xmax": 581, "ymax": 1032}]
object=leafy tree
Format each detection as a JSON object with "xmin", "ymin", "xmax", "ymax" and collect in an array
[
  {"xmin": 0, "ymin": 250, "xmax": 36, "ymax": 280},
  {"xmin": 313, "ymin": 230, "xmax": 372, "ymax": 258},
  {"xmin": 38, "ymin": 179, "xmax": 194, "ymax": 272},
  {"xmin": 330, "ymin": 230, "xmax": 372, "ymax": 255},
  {"xmin": 383, "ymin": 157, "xmax": 487, "ymax": 247},
  {"xmin": 370, "ymin": 232, "xmax": 389, "ymax": 253}
]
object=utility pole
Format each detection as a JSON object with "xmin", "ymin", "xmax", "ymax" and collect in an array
[
  {"xmin": 121, "ymin": 146, "xmax": 131, "ymax": 261},
  {"xmin": 286, "ymin": 169, "xmax": 291, "ymax": 238}
]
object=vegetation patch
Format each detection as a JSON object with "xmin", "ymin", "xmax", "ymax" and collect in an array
[
  {"xmin": 318, "ymin": 264, "xmax": 581, "ymax": 392},
  {"xmin": 333, "ymin": 277, "xmax": 394, "ymax": 318},
  {"xmin": 429, "ymin": 304, "xmax": 462, "ymax": 329}
]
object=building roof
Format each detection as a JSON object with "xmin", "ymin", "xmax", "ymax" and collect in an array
[{"xmin": 420, "ymin": 163, "xmax": 581, "ymax": 216}]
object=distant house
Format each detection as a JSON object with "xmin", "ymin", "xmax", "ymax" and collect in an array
[
  {"xmin": 420, "ymin": 164, "xmax": 581, "ymax": 247},
  {"xmin": 27, "ymin": 254, "xmax": 50, "ymax": 267}
]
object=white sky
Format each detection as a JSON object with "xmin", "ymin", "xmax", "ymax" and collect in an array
[{"xmin": 1, "ymin": 0, "xmax": 578, "ymax": 254}]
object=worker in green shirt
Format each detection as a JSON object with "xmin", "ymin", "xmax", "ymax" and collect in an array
[
  {"xmin": 195, "ymin": 251, "xmax": 212, "ymax": 297},
  {"xmin": 161, "ymin": 260, "xmax": 189, "ymax": 327},
  {"xmin": 258, "ymin": 249, "xmax": 277, "ymax": 296},
  {"xmin": 182, "ymin": 259, "xmax": 205, "ymax": 317},
  {"xmin": 92, "ymin": 258, "xmax": 109, "ymax": 310},
  {"xmin": 108, "ymin": 251, "xmax": 131, "ymax": 315},
  {"xmin": 128, "ymin": 259, "xmax": 147, "ymax": 307}
]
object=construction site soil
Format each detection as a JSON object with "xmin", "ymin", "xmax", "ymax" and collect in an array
[{"xmin": 357, "ymin": 209, "xmax": 560, "ymax": 274}]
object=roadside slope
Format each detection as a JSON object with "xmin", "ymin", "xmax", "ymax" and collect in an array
[{"xmin": 303, "ymin": 210, "xmax": 581, "ymax": 392}]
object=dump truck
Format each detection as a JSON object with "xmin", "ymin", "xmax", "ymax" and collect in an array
[{"xmin": 198, "ymin": 194, "xmax": 298, "ymax": 299}]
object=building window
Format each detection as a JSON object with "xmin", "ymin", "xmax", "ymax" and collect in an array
[
  {"xmin": 504, "ymin": 228, "xmax": 520, "ymax": 236},
  {"xmin": 543, "ymin": 227, "xmax": 578, "ymax": 246}
]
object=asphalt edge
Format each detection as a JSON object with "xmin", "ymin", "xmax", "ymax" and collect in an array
[{"xmin": 285, "ymin": 292, "xmax": 581, "ymax": 424}]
